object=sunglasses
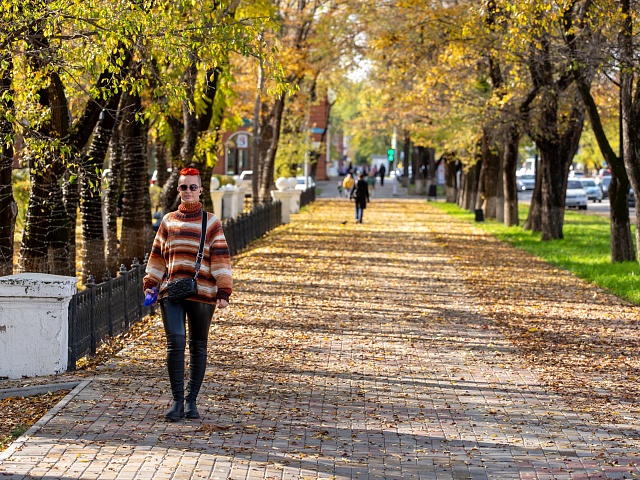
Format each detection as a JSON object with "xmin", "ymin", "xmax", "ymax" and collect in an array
[{"xmin": 178, "ymin": 184, "xmax": 200, "ymax": 192}]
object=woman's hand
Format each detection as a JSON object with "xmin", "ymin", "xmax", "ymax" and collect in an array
[{"xmin": 216, "ymin": 298, "xmax": 229, "ymax": 309}]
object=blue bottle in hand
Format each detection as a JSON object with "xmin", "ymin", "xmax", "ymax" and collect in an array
[{"xmin": 144, "ymin": 287, "xmax": 158, "ymax": 306}]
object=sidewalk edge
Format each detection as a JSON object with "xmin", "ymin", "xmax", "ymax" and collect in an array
[{"xmin": 0, "ymin": 378, "xmax": 93, "ymax": 462}]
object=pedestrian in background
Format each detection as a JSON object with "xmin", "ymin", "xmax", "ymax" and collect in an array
[
  {"xmin": 351, "ymin": 172, "xmax": 370, "ymax": 223},
  {"xmin": 366, "ymin": 171, "xmax": 376, "ymax": 198},
  {"xmin": 378, "ymin": 163, "xmax": 386, "ymax": 186},
  {"xmin": 144, "ymin": 167, "xmax": 232, "ymax": 422},
  {"xmin": 342, "ymin": 173, "xmax": 355, "ymax": 198}
]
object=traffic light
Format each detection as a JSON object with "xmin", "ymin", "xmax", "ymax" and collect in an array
[{"xmin": 387, "ymin": 148, "xmax": 394, "ymax": 162}]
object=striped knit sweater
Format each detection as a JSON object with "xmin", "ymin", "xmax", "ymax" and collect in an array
[{"xmin": 143, "ymin": 201, "xmax": 232, "ymax": 304}]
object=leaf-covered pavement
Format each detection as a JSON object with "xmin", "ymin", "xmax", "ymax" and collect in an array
[{"xmin": 1, "ymin": 198, "xmax": 640, "ymax": 479}]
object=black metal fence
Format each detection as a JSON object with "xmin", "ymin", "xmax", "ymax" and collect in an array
[
  {"xmin": 67, "ymin": 200, "xmax": 284, "ymax": 371},
  {"xmin": 67, "ymin": 260, "xmax": 151, "ymax": 371},
  {"xmin": 300, "ymin": 187, "xmax": 316, "ymax": 208},
  {"xmin": 223, "ymin": 200, "xmax": 282, "ymax": 257}
]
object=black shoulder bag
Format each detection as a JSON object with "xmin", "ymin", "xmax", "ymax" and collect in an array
[{"xmin": 166, "ymin": 212, "xmax": 207, "ymax": 302}]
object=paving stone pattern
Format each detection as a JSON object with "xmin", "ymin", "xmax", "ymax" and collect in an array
[{"xmin": 1, "ymin": 199, "xmax": 639, "ymax": 479}]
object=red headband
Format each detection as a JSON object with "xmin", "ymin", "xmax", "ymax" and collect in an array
[{"xmin": 179, "ymin": 167, "xmax": 200, "ymax": 176}]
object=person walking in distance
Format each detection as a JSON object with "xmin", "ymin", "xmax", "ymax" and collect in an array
[
  {"xmin": 143, "ymin": 167, "xmax": 232, "ymax": 421},
  {"xmin": 378, "ymin": 163, "xmax": 386, "ymax": 186},
  {"xmin": 342, "ymin": 173, "xmax": 355, "ymax": 198},
  {"xmin": 351, "ymin": 172, "xmax": 370, "ymax": 223}
]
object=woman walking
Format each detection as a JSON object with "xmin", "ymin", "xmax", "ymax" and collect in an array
[
  {"xmin": 143, "ymin": 167, "xmax": 232, "ymax": 421},
  {"xmin": 351, "ymin": 172, "xmax": 370, "ymax": 223}
]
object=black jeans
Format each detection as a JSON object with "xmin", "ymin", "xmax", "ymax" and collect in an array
[{"xmin": 160, "ymin": 298, "xmax": 215, "ymax": 342}]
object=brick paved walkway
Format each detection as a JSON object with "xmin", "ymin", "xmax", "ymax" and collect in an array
[{"xmin": 1, "ymin": 199, "xmax": 640, "ymax": 479}]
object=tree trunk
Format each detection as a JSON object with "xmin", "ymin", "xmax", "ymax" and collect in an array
[
  {"xmin": 467, "ymin": 162, "xmax": 481, "ymax": 212},
  {"xmin": 524, "ymin": 156, "xmax": 542, "ymax": 232},
  {"xmin": 480, "ymin": 130, "xmax": 501, "ymax": 219},
  {"xmin": 609, "ymin": 174, "xmax": 636, "ymax": 262},
  {"xmin": 574, "ymin": 71, "xmax": 634, "ymax": 262},
  {"xmin": 502, "ymin": 124, "xmax": 520, "ymax": 226},
  {"xmin": 257, "ymin": 94, "xmax": 286, "ymax": 203},
  {"xmin": 161, "ymin": 118, "xmax": 183, "ymax": 214},
  {"xmin": 180, "ymin": 59, "xmax": 199, "ymax": 166},
  {"xmin": 18, "ymin": 71, "xmax": 73, "ymax": 275},
  {"xmin": 459, "ymin": 163, "xmax": 479, "ymax": 211},
  {"xmin": 104, "ymin": 112, "xmax": 123, "ymax": 275},
  {"xmin": 155, "ymin": 142, "xmax": 169, "ymax": 187},
  {"xmin": 473, "ymin": 146, "xmax": 487, "ymax": 211},
  {"xmin": 620, "ymin": 0, "xmax": 640, "ymax": 264},
  {"xmin": 177, "ymin": 61, "xmax": 223, "ymax": 214},
  {"xmin": 0, "ymin": 56, "xmax": 16, "ymax": 276},
  {"xmin": 411, "ymin": 146, "xmax": 420, "ymax": 186},
  {"xmin": 118, "ymin": 90, "xmax": 149, "ymax": 268},
  {"xmin": 402, "ymin": 130, "xmax": 410, "ymax": 186},
  {"xmin": 526, "ymin": 87, "xmax": 584, "ymax": 240},
  {"xmin": 80, "ymin": 95, "xmax": 122, "ymax": 282},
  {"xmin": 495, "ymin": 156, "xmax": 505, "ymax": 224},
  {"xmin": 539, "ymin": 147, "xmax": 569, "ymax": 240},
  {"xmin": 62, "ymin": 167, "xmax": 79, "ymax": 273},
  {"xmin": 444, "ymin": 156, "xmax": 458, "ymax": 203}
]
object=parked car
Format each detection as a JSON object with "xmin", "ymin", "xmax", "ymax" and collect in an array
[
  {"xmin": 578, "ymin": 178, "xmax": 603, "ymax": 203},
  {"xmin": 295, "ymin": 176, "xmax": 316, "ymax": 191},
  {"xmin": 565, "ymin": 179, "xmax": 588, "ymax": 210},
  {"xmin": 516, "ymin": 174, "xmax": 536, "ymax": 191},
  {"xmin": 629, "ymin": 188, "xmax": 635, "ymax": 208}
]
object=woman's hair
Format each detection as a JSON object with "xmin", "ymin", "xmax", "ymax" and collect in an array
[{"xmin": 179, "ymin": 167, "xmax": 201, "ymax": 185}]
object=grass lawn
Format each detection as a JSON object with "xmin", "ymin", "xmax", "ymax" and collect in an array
[{"xmin": 433, "ymin": 202, "xmax": 640, "ymax": 305}]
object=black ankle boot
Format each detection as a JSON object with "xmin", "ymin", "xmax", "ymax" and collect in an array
[
  {"xmin": 165, "ymin": 334, "xmax": 186, "ymax": 422},
  {"xmin": 185, "ymin": 339, "xmax": 208, "ymax": 419},
  {"xmin": 165, "ymin": 400, "xmax": 184, "ymax": 422}
]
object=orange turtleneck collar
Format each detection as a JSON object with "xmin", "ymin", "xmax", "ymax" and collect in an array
[{"xmin": 178, "ymin": 201, "xmax": 202, "ymax": 214}]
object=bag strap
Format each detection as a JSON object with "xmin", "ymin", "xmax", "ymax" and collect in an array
[{"xmin": 194, "ymin": 212, "xmax": 207, "ymax": 279}]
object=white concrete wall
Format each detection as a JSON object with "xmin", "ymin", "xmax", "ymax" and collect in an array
[{"xmin": 0, "ymin": 273, "xmax": 77, "ymax": 379}]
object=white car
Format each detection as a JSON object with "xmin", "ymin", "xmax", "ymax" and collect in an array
[
  {"xmin": 516, "ymin": 174, "xmax": 536, "ymax": 191},
  {"xmin": 234, "ymin": 170, "xmax": 253, "ymax": 191},
  {"xmin": 565, "ymin": 179, "xmax": 588, "ymax": 210},
  {"xmin": 578, "ymin": 178, "xmax": 603, "ymax": 202},
  {"xmin": 295, "ymin": 176, "xmax": 316, "ymax": 191}
]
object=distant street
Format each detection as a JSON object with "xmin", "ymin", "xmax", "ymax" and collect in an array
[{"xmin": 518, "ymin": 190, "xmax": 635, "ymax": 218}]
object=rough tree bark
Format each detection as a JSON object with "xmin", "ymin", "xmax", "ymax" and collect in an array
[
  {"xmin": 502, "ymin": 123, "xmax": 521, "ymax": 226},
  {"xmin": 18, "ymin": 68, "xmax": 73, "ymax": 275},
  {"xmin": 523, "ymin": 25, "xmax": 585, "ymax": 241},
  {"xmin": 257, "ymin": 94, "xmax": 286, "ymax": 203},
  {"xmin": 444, "ymin": 156, "xmax": 459, "ymax": 203},
  {"xmin": 620, "ymin": 0, "xmax": 640, "ymax": 264},
  {"xmin": 0, "ymin": 55, "xmax": 16, "ymax": 276},
  {"xmin": 478, "ymin": 129, "xmax": 501, "ymax": 219},
  {"xmin": 104, "ymin": 109, "xmax": 124, "ymax": 275},
  {"xmin": 524, "ymin": 155, "xmax": 543, "ymax": 232},
  {"xmin": 80, "ymin": 94, "xmax": 124, "ymax": 282},
  {"xmin": 537, "ymin": 91, "xmax": 585, "ymax": 241},
  {"xmin": 175, "ymin": 61, "xmax": 224, "ymax": 213},
  {"xmin": 117, "ymin": 90, "xmax": 150, "ymax": 268}
]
